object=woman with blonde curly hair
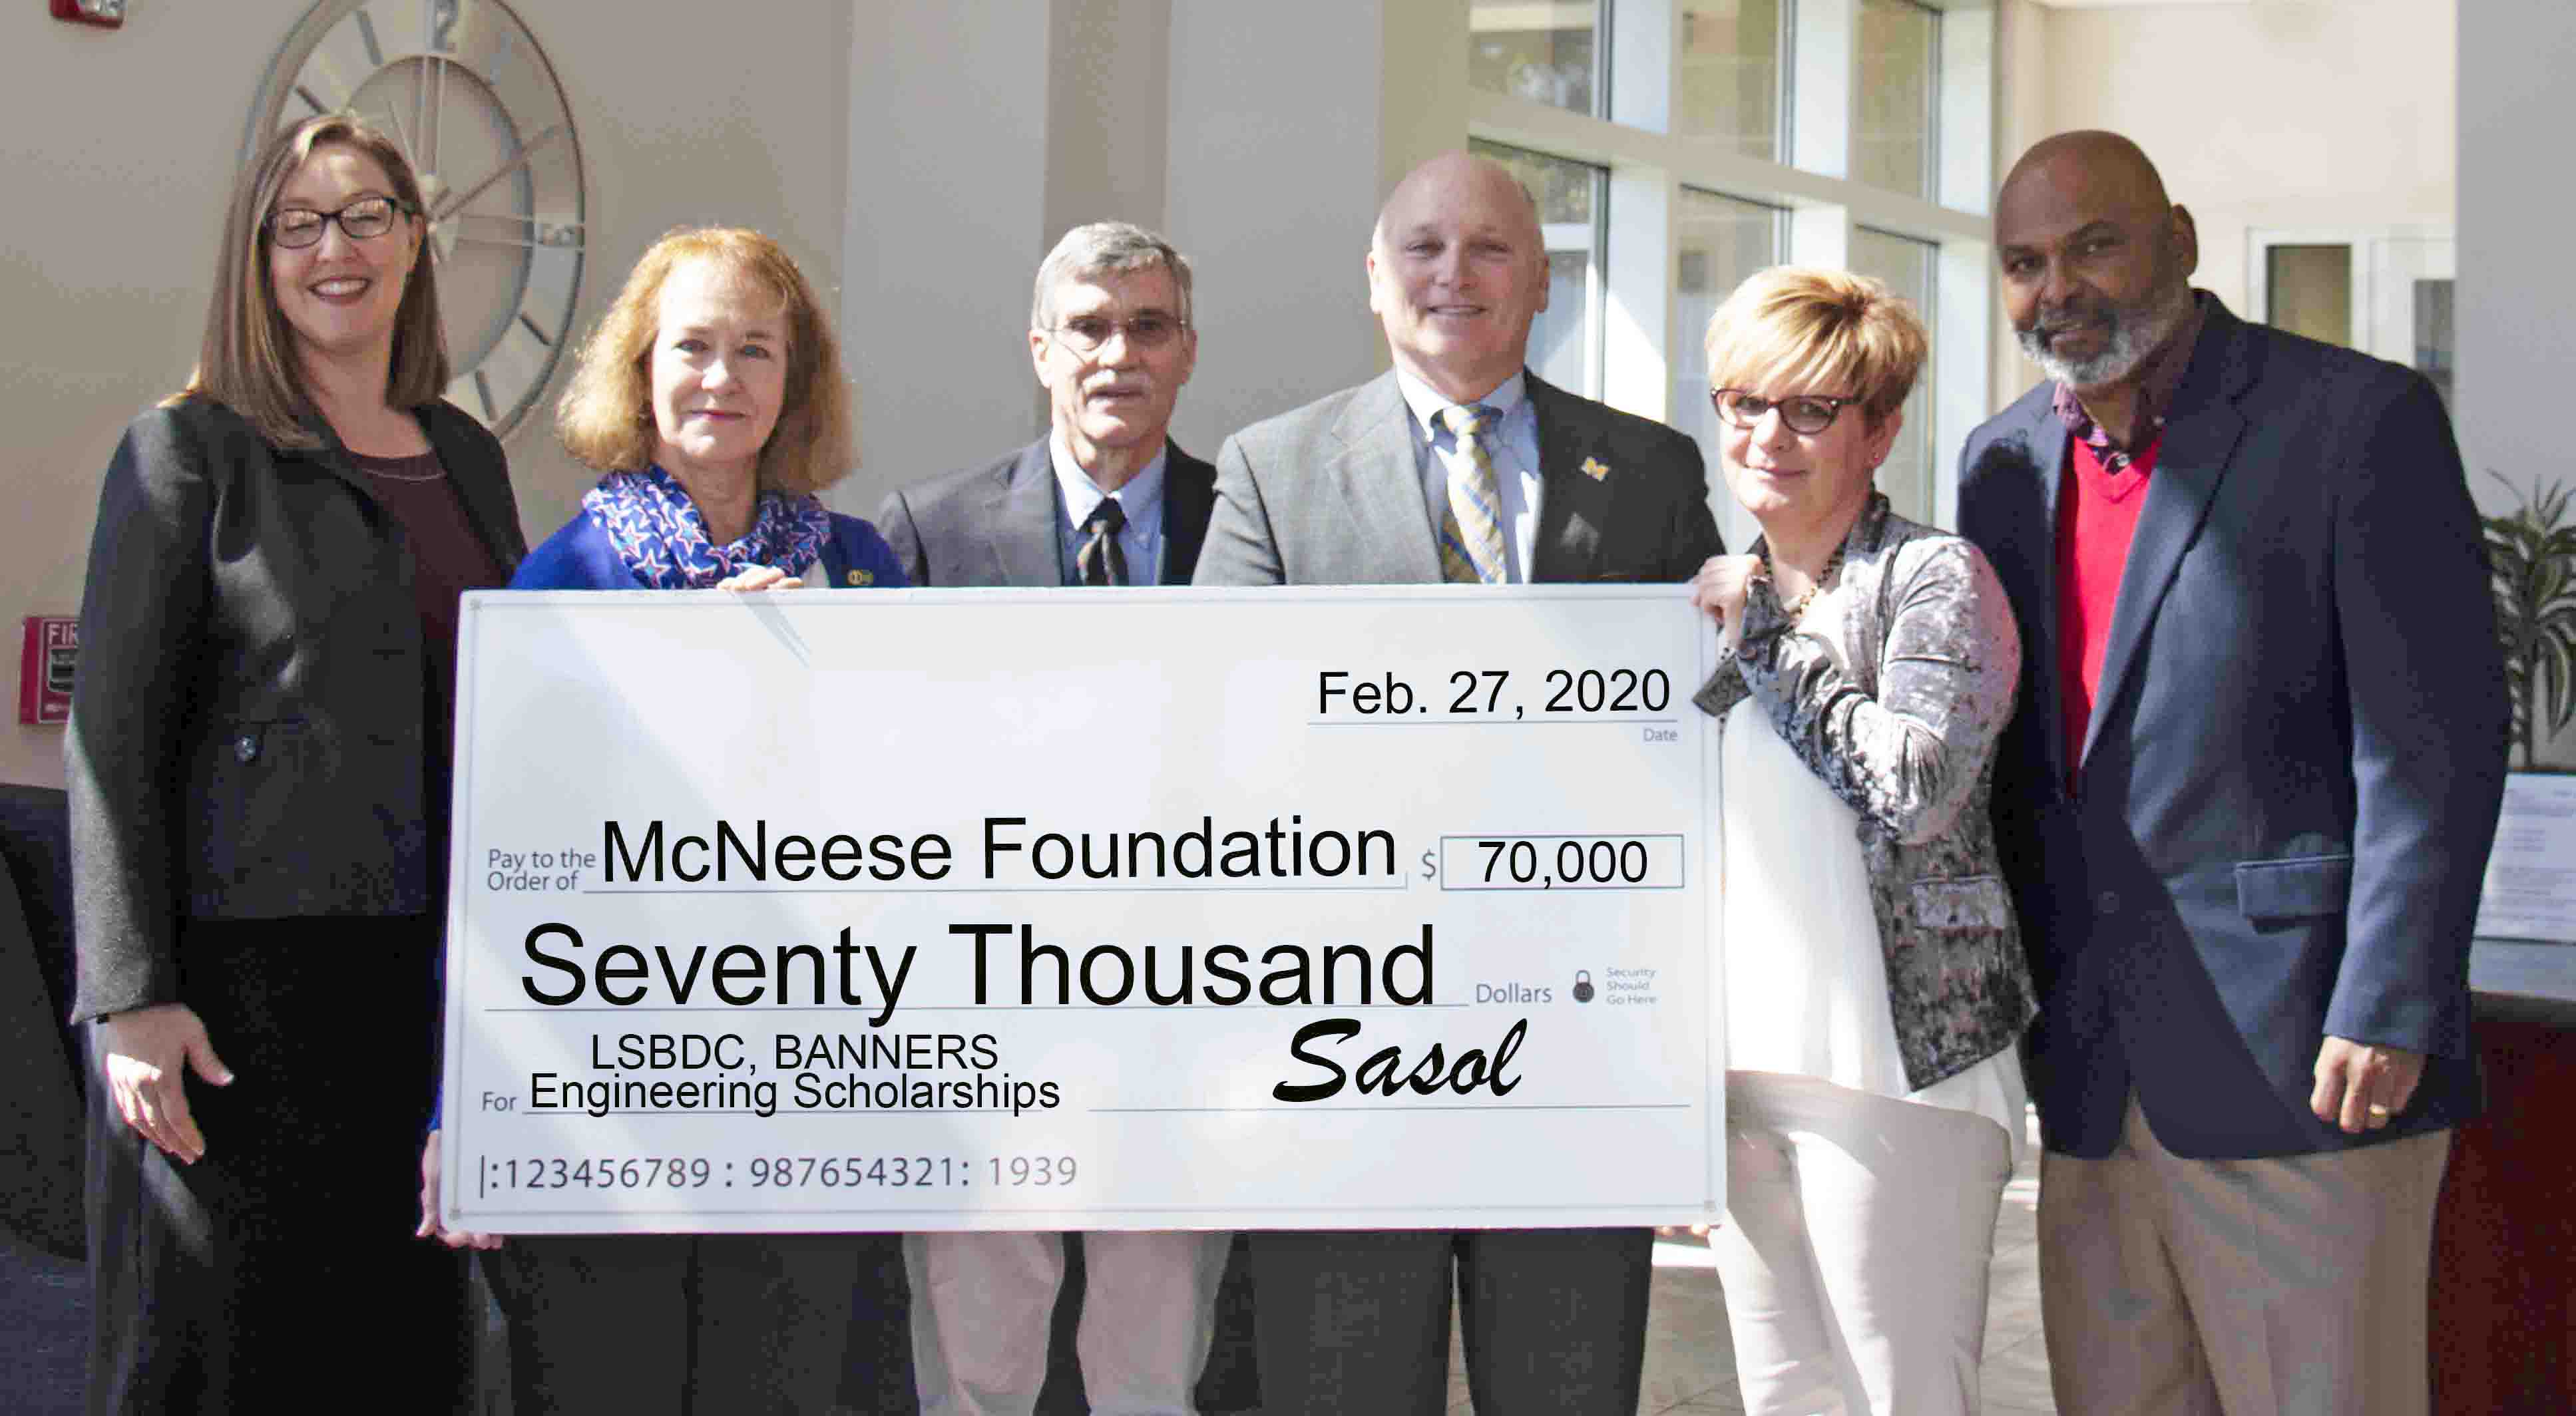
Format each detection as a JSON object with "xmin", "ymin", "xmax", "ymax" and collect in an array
[
  {"xmin": 417, "ymin": 228, "xmax": 911, "ymax": 1413},
  {"xmin": 1688, "ymin": 266, "xmax": 2034, "ymax": 1415},
  {"xmin": 510, "ymin": 225, "xmax": 902, "ymax": 591}
]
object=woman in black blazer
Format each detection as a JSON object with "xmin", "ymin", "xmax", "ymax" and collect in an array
[{"xmin": 69, "ymin": 113, "xmax": 525, "ymax": 1413}]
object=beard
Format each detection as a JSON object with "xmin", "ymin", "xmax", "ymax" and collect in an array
[{"xmin": 2016, "ymin": 275, "xmax": 2195, "ymax": 389}]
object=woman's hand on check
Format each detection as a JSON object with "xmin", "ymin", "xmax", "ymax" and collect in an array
[{"xmin": 417, "ymin": 1131, "xmax": 507, "ymax": 1250}]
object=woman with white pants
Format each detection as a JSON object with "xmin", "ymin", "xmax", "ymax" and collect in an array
[{"xmin": 1689, "ymin": 266, "xmax": 2036, "ymax": 1415}]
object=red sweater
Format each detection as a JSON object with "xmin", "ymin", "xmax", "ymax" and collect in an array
[{"xmin": 2056, "ymin": 433, "xmax": 2161, "ymax": 791}]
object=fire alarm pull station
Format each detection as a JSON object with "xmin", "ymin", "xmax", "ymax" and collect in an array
[
  {"xmin": 20, "ymin": 617, "xmax": 77, "ymax": 725},
  {"xmin": 50, "ymin": 1, "xmax": 127, "ymax": 29}
]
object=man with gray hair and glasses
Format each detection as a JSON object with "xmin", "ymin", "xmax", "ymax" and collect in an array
[
  {"xmin": 880, "ymin": 220, "xmax": 1215, "ymax": 594},
  {"xmin": 876, "ymin": 221, "xmax": 1228, "ymax": 1415}
]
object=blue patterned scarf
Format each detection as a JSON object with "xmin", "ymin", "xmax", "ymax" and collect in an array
[{"xmin": 581, "ymin": 466, "xmax": 833, "ymax": 589}]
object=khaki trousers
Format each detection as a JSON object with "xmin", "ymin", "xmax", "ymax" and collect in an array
[
  {"xmin": 2039, "ymin": 1095, "xmax": 2449, "ymax": 1416},
  {"xmin": 909, "ymin": 1229, "xmax": 1231, "ymax": 1415}
]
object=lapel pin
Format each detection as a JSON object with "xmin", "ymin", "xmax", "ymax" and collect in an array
[
  {"xmin": 847, "ymin": 569, "xmax": 873, "ymax": 586},
  {"xmin": 1580, "ymin": 456, "xmax": 1611, "ymax": 482}
]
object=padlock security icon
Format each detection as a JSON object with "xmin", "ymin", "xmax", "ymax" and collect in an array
[{"xmin": 1572, "ymin": 970, "xmax": 1596, "ymax": 1003}]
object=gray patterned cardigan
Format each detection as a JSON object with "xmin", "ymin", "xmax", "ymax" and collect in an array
[{"xmin": 1695, "ymin": 494, "xmax": 2037, "ymax": 1091}]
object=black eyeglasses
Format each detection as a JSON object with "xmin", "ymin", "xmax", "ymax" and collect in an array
[
  {"xmin": 265, "ymin": 196, "xmax": 415, "ymax": 250},
  {"xmin": 1711, "ymin": 389, "xmax": 1862, "ymax": 436},
  {"xmin": 1046, "ymin": 313, "xmax": 1187, "ymax": 355}
]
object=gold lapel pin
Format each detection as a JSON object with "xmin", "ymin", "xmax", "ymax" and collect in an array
[
  {"xmin": 1580, "ymin": 456, "xmax": 1611, "ymax": 482},
  {"xmin": 847, "ymin": 569, "xmax": 873, "ymax": 586}
]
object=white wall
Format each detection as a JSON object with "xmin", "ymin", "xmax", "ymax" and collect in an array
[
  {"xmin": 1162, "ymin": 0, "xmax": 1453, "ymax": 460},
  {"xmin": 2460, "ymin": 0, "xmax": 2576, "ymax": 767},
  {"xmin": 0, "ymin": 0, "xmax": 857, "ymax": 789},
  {"xmin": 839, "ymin": 3, "xmax": 1053, "ymax": 514},
  {"xmin": 1990, "ymin": 0, "xmax": 2456, "ymax": 407},
  {"xmin": 2458, "ymin": 0, "xmax": 2576, "ymax": 497}
]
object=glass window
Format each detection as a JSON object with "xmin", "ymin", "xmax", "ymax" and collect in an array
[
  {"xmin": 1673, "ymin": 188, "xmax": 1788, "ymax": 504},
  {"xmin": 1676, "ymin": 1, "xmax": 1786, "ymax": 160},
  {"xmin": 1469, "ymin": 1, "xmax": 1604, "ymax": 118},
  {"xmin": 2414, "ymin": 278, "xmax": 2454, "ymax": 409},
  {"xmin": 2266, "ymin": 244, "xmax": 2353, "ymax": 348},
  {"xmin": 1471, "ymin": 139, "xmax": 1608, "ymax": 396},
  {"xmin": 1854, "ymin": 0, "xmax": 1938, "ymax": 199},
  {"xmin": 1848, "ymin": 226, "xmax": 1937, "ymax": 525}
]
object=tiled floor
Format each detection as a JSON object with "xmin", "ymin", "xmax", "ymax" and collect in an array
[{"xmin": 1443, "ymin": 1109, "xmax": 2055, "ymax": 1414}]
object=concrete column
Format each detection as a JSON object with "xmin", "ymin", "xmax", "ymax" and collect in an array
[
  {"xmin": 840, "ymin": 3, "xmax": 1054, "ymax": 513},
  {"xmin": 1164, "ymin": 0, "xmax": 1428, "ymax": 454}
]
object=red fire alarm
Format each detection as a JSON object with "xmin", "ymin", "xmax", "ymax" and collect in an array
[
  {"xmin": 20, "ymin": 618, "xmax": 77, "ymax": 725},
  {"xmin": 50, "ymin": 0, "xmax": 125, "ymax": 29}
]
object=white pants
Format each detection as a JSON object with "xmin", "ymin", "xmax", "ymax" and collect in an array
[
  {"xmin": 1709, "ymin": 1071, "xmax": 2014, "ymax": 1416},
  {"xmin": 907, "ymin": 1229, "xmax": 1232, "ymax": 1416}
]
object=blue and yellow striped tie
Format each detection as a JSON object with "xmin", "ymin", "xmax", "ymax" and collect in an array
[{"xmin": 1436, "ymin": 403, "xmax": 1508, "ymax": 585}]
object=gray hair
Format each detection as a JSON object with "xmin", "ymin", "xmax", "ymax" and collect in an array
[{"xmin": 1030, "ymin": 221, "xmax": 1195, "ymax": 330}]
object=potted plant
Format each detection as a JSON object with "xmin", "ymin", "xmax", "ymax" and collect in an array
[{"xmin": 2486, "ymin": 472, "xmax": 2576, "ymax": 771}]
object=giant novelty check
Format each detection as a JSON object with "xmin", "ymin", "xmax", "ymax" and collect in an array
[{"xmin": 438, "ymin": 586, "xmax": 1723, "ymax": 1234}]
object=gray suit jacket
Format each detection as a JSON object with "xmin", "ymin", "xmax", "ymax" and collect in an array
[
  {"xmin": 877, "ymin": 437, "xmax": 1216, "ymax": 588},
  {"xmin": 1193, "ymin": 370, "xmax": 1720, "ymax": 586}
]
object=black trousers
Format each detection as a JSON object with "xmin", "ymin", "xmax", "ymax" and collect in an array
[
  {"xmin": 1249, "ymin": 1227, "xmax": 1653, "ymax": 1415},
  {"xmin": 86, "ymin": 917, "xmax": 469, "ymax": 1415},
  {"xmin": 484, "ymin": 1231, "xmax": 913, "ymax": 1414}
]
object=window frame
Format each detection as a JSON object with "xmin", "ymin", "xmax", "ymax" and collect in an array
[{"xmin": 1465, "ymin": 0, "xmax": 1997, "ymax": 532}]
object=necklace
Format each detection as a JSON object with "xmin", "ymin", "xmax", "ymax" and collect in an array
[
  {"xmin": 357, "ymin": 461, "xmax": 447, "ymax": 484},
  {"xmin": 348, "ymin": 450, "xmax": 447, "ymax": 483},
  {"xmin": 1763, "ymin": 538, "xmax": 1845, "ymax": 621}
]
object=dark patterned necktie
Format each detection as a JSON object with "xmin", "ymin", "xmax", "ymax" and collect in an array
[{"xmin": 1078, "ymin": 498, "xmax": 1130, "ymax": 586}]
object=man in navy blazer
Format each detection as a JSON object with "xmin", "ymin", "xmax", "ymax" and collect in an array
[
  {"xmin": 875, "ymin": 222, "xmax": 1230, "ymax": 1415},
  {"xmin": 1958, "ymin": 131, "xmax": 2505, "ymax": 1415}
]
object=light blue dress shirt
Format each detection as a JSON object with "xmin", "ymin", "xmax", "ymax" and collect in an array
[
  {"xmin": 1395, "ymin": 367, "xmax": 1544, "ymax": 584},
  {"xmin": 1049, "ymin": 435, "xmax": 1168, "ymax": 585}
]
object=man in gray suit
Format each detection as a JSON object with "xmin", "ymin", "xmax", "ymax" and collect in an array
[
  {"xmin": 877, "ymin": 222, "xmax": 1231, "ymax": 1415},
  {"xmin": 1194, "ymin": 151, "xmax": 1721, "ymax": 1414}
]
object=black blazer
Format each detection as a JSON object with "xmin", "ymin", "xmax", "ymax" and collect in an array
[
  {"xmin": 67, "ymin": 397, "xmax": 526, "ymax": 1021},
  {"xmin": 875, "ymin": 437, "xmax": 1215, "ymax": 587},
  {"xmin": 1958, "ymin": 299, "xmax": 2505, "ymax": 1159}
]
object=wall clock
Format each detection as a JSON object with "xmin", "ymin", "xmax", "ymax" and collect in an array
[{"xmin": 247, "ymin": 0, "xmax": 586, "ymax": 439}]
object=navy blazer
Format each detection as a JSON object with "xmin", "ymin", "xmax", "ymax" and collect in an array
[
  {"xmin": 1958, "ymin": 299, "xmax": 2507, "ymax": 1159},
  {"xmin": 875, "ymin": 438, "xmax": 1216, "ymax": 587}
]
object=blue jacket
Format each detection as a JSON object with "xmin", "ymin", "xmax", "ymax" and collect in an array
[
  {"xmin": 513, "ymin": 500, "xmax": 907, "ymax": 590},
  {"xmin": 1958, "ymin": 299, "xmax": 2505, "ymax": 1160}
]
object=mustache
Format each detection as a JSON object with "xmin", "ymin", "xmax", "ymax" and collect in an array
[{"xmin": 2026, "ymin": 297, "xmax": 2113, "ymax": 339}]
